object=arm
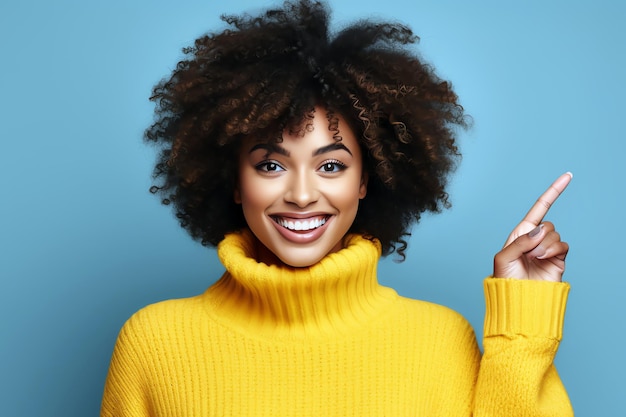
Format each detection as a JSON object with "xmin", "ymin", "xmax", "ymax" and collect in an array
[
  {"xmin": 474, "ymin": 278, "xmax": 572, "ymax": 416},
  {"xmin": 474, "ymin": 173, "xmax": 574, "ymax": 416}
]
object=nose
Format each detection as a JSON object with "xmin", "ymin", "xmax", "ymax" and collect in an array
[{"xmin": 284, "ymin": 169, "xmax": 319, "ymax": 208}]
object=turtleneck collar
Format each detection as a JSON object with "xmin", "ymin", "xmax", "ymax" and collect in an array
[{"xmin": 202, "ymin": 229, "xmax": 398, "ymax": 339}]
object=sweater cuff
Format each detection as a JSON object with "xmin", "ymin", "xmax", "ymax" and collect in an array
[{"xmin": 483, "ymin": 278, "xmax": 570, "ymax": 340}]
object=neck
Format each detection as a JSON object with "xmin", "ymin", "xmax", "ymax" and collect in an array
[{"xmin": 203, "ymin": 229, "xmax": 397, "ymax": 338}]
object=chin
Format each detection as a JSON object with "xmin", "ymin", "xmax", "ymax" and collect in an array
[
  {"xmin": 281, "ymin": 257, "xmax": 324, "ymax": 268},
  {"xmin": 271, "ymin": 237, "xmax": 344, "ymax": 268},
  {"xmin": 274, "ymin": 249, "xmax": 332, "ymax": 268}
]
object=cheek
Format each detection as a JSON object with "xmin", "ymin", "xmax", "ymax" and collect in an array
[
  {"xmin": 239, "ymin": 179, "xmax": 262, "ymax": 209},
  {"xmin": 327, "ymin": 178, "xmax": 364, "ymax": 211},
  {"xmin": 238, "ymin": 172, "xmax": 281, "ymax": 214},
  {"xmin": 237, "ymin": 165, "xmax": 259, "ymax": 203}
]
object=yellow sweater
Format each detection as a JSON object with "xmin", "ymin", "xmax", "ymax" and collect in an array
[{"xmin": 101, "ymin": 230, "xmax": 572, "ymax": 416}]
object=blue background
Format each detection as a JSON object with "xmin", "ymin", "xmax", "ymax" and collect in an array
[{"xmin": 1, "ymin": 0, "xmax": 624, "ymax": 415}]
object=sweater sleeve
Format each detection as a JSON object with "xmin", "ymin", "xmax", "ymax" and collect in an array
[
  {"xmin": 100, "ymin": 313, "xmax": 152, "ymax": 417},
  {"xmin": 473, "ymin": 278, "xmax": 573, "ymax": 417}
]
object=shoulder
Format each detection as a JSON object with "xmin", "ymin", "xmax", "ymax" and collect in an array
[
  {"xmin": 388, "ymin": 296, "xmax": 478, "ymax": 349},
  {"xmin": 387, "ymin": 297, "xmax": 481, "ymax": 367},
  {"xmin": 119, "ymin": 295, "xmax": 206, "ymax": 340},
  {"xmin": 399, "ymin": 296, "xmax": 472, "ymax": 330}
]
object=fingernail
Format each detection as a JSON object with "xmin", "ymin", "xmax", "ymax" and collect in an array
[{"xmin": 529, "ymin": 224, "xmax": 544, "ymax": 238}]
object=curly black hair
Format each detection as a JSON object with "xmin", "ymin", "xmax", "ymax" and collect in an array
[{"xmin": 146, "ymin": 0, "xmax": 467, "ymax": 259}]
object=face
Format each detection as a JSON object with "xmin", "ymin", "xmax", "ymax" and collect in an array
[{"xmin": 235, "ymin": 107, "xmax": 367, "ymax": 267}]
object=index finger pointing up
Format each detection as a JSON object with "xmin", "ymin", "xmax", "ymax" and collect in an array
[{"xmin": 523, "ymin": 172, "xmax": 573, "ymax": 226}]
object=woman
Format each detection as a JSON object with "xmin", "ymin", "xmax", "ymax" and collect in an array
[{"xmin": 101, "ymin": 1, "xmax": 573, "ymax": 415}]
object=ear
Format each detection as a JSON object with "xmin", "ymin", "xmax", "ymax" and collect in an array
[
  {"xmin": 358, "ymin": 172, "xmax": 368, "ymax": 199},
  {"xmin": 233, "ymin": 185, "xmax": 242, "ymax": 204}
]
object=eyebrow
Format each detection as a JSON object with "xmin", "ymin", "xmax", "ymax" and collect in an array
[
  {"xmin": 248, "ymin": 142, "xmax": 353, "ymax": 157},
  {"xmin": 249, "ymin": 143, "xmax": 290, "ymax": 157},
  {"xmin": 313, "ymin": 142, "xmax": 353, "ymax": 157}
]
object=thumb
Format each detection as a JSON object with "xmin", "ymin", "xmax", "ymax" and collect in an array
[{"xmin": 494, "ymin": 224, "xmax": 545, "ymax": 273}]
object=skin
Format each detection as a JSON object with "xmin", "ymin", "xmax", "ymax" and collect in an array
[{"xmin": 235, "ymin": 107, "xmax": 368, "ymax": 268}]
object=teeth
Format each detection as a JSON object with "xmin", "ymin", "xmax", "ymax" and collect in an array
[{"xmin": 276, "ymin": 217, "xmax": 326, "ymax": 231}]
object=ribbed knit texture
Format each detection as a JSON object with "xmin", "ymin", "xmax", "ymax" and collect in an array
[{"xmin": 101, "ymin": 230, "xmax": 573, "ymax": 416}]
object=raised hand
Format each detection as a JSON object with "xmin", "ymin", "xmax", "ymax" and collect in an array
[{"xmin": 493, "ymin": 172, "xmax": 572, "ymax": 282}]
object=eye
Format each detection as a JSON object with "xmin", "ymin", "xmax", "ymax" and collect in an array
[
  {"xmin": 255, "ymin": 161, "xmax": 284, "ymax": 173},
  {"xmin": 319, "ymin": 160, "xmax": 346, "ymax": 173}
]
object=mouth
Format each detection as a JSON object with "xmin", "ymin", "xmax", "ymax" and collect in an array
[{"xmin": 271, "ymin": 215, "xmax": 330, "ymax": 232}]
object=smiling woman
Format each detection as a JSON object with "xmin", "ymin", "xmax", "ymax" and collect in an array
[
  {"xmin": 100, "ymin": 1, "xmax": 574, "ymax": 416},
  {"xmin": 235, "ymin": 107, "xmax": 367, "ymax": 267}
]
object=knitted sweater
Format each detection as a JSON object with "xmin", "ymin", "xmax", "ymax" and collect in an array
[{"xmin": 101, "ymin": 230, "xmax": 573, "ymax": 416}]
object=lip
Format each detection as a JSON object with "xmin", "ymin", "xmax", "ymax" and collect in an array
[{"xmin": 269, "ymin": 213, "xmax": 333, "ymax": 244}]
